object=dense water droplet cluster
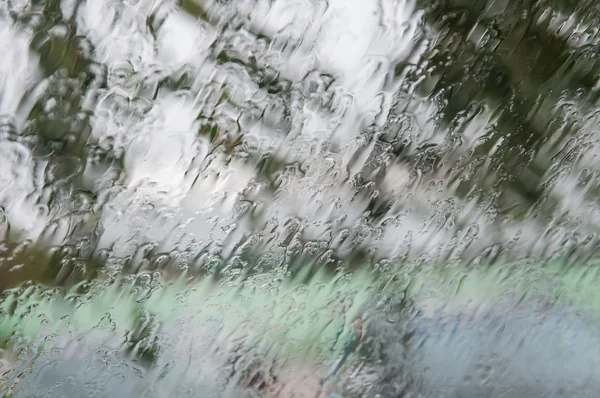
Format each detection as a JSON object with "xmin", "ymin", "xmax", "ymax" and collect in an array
[{"xmin": 2, "ymin": 0, "xmax": 600, "ymax": 397}]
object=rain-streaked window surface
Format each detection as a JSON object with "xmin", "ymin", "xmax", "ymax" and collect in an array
[{"xmin": 2, "ymin": 0, "xmax": 600, "ymax": 397}]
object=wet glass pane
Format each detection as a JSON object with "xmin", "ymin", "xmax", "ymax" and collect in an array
[{"xmin": 2, "ymin": 0, "xmax": 600, "ymax": 397}]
